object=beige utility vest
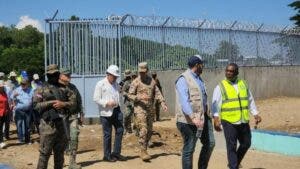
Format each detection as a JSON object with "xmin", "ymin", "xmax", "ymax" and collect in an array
[{"xmin": 175, "ymin": 70, "xmax": 204, "ymax": 125}]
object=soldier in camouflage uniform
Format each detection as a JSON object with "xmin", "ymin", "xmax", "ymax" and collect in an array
[
  {"xmin": 33, "ymin": 64, "xmax": 76, "ymax": 169},
  {"xmin": 151, "ymin": 71, "xmax": 163, "ymax": 122},
  {"xmin": 121, "ymin": 69, "xmax": 133, "ymax": 134},
  {"xmin": 59, "ymin": 69, "xmax": 84, "ymax": 169},
  {"xmin": 131, "ymin": 71, "xmax": 137, "ymax": 80},
  {"xmin": 128, "ymin": 62, "xmax": 168, "ymax": 161}
]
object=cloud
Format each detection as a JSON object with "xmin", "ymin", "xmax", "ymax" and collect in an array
[
  {"xmin": 16, "ymin": 15, "xmax": 43, "ymax": 32},
  {"xmin": 0, "ymin": 22, "xmax": 4, "ymax": 26}
]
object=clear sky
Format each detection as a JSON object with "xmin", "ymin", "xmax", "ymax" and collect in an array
[{"xmin": 0, "ymin": 0, "xmax": 296, "ymax": 31}]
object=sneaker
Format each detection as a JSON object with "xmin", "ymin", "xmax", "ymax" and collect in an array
[{"xmin": 0, "ymin": 142, "xmax": 7, "ymax": 149}]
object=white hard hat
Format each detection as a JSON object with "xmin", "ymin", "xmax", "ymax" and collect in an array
[
  {"xmin": 106, "ymin": 65, "xmax": 120, "ymax": 77},
  {"xmin": 33, "ymin": 74, "xmax": 39, "ymax": 80}
]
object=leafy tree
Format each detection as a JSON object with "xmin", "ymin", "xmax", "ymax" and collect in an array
[
  {"xmin": 70, "ymin": 15, "xmax": 80, "ymax": 21},
  {"xmin": 0, "ymin": 26, "xmax": 13, "ymax": 48},
  {"xmin": 214, "ymin": 40, "xmax": 239, "ymax": 62},
  {"xmin": 0, "ymin": 25, "xmax": 44, "ymax": 79},
  {"xmin": 289, "ymin": 1, "xmax": 300, "ymax": 27}
]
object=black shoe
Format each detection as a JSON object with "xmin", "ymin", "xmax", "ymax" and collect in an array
[
  {"xmin": 103, "ymin": 156, "xmax": 117, "ymax": 162},
  {"xmin": 112, "ymin": 154, "xmax": 127, "ymax": 161}
]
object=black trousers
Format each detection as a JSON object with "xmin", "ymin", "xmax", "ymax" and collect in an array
[
  {"xmin": 0, "ymin": 116, "xmax": 5, "ymax": 143},
  {"xmin": 221, "ymin": 120, "xmax": 251, "ymax": 169}
]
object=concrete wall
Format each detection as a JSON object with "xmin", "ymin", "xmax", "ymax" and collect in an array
[{"xmin": 157, "ymin": 66, "xmax": 300, "ymax": 117}]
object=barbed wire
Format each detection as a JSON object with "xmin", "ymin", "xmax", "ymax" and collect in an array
[{"xmin": 49, "ymin": 14, "xmax": 300, "ymax": 35}]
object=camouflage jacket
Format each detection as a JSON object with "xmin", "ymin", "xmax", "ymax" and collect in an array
[
  {"xmin": 128, "ymin": 75, "xmax": 166, "ymax": 109},
  {"xmin": 67, "ymin": 83, "xmax": 83, "ymax": 118},
  {"xmin": 122, "ymin": 79, "xmax": 132, "ymax": 106},
  {"xmin": 33, "ymin": 82, "xmax": 76, "ymax": 121}
]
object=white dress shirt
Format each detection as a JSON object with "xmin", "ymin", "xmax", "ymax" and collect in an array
[
  {"xmin": 211, "ymin": 81, "xmax": 258, "ymax": 124},
  {"xmin": 93, "ymin": 77, "xmax": 120, "ymax": 117}
]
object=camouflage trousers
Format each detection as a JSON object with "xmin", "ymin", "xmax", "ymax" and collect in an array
[
  {"xmin": 124, "ymin": 105, "xmax": 133, "ymax": 133},
  {"xmin": 37, "ymin": 119, "xmax": 67, "ymax": 169},
  {"xmin": 134, "ymin": 106, "xmax": 153, "ymax": 150},
  {"xmin": 66, "ymin": 118, "xmax": 80, "ymax": 155}
]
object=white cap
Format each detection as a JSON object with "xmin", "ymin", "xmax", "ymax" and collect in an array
[
  {"xmin": 106, "ymin": 65, "xmax": 120, "ymax": 77},
  {"xmin": 0, "ymin": 72, "xmax": 4, "ymax": 77},
  {"xmin": 33, "ymin": 74, "xmax": 39, "ymax": 80},
  {"xmin": 9, "ymin": 71, "xmax": 17, "ymax": 77}
]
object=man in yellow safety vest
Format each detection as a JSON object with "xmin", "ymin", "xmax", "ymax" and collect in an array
[{"xmin": 212, "ymin": 63, "xmax": 262, "ymax": 169}]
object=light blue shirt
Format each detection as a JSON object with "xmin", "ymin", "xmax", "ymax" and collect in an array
[
  {"xmin": 175, "ymin": 70, "xmax": 207, "ymax": 116},
  {"xmin": 11, "ymin": 86, "xmax": 34, "ymax": 111}
]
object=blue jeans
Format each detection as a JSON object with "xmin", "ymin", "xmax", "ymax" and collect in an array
[
  {"xmin": 100, "ymin": 107, "xmax": 124, "ymax": 159},
  {"xmin": 14, "ymin": 109, "xmax": 31, "ymax": 143},
  {"xmin": 177, "ymin": 114, "xmax": 215, "ymax": 169}
]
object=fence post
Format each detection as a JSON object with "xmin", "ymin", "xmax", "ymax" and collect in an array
[
  {"xmin": 229, "ymin": 21, "xmax": 237, "ymax": 63},
  {"xmin": 256, "ymin": 24, "xmax": 264, "ymax": 65},
  {"xmin": 161, "ymin": 17, "xmax": 170, "ymax": 70}
]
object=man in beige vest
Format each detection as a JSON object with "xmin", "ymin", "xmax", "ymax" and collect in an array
[{"xmin": 175, "ymin": 55, "xmax": 215, "ymax": 169}]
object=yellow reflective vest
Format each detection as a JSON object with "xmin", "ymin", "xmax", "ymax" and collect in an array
[{"xmin": 219, "ymin": 79, "xmax": 249, "ymax": 123}]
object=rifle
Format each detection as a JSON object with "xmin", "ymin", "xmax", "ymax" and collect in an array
[{"xmin": 47, "ymin": 85, "xmax": 71, "ymax": 141}]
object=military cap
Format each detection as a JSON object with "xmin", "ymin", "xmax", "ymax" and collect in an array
[
  {"xmin": 124, "ymin": 69, "xmax": 131, "ymax": 77},
  {"xmin": 138, "ymin": 62, "xmax": 148, "ymax": 73},
  {"xmin": 60, "ymin": 68, "xmax": 71, "ymax": 76},
  {"xmin": 46, "ymin": 64, "xmax": 59, "ymax": 74}
]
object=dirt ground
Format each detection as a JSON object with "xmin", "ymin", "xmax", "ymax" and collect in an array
[{"xmin": 1, "ymin": 97, "xmax": 300, "ymax": 169}]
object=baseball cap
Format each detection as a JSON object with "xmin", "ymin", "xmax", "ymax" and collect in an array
[{"xmin": 188, "ymin": 55, "xmax": 204, "ymax": 68}]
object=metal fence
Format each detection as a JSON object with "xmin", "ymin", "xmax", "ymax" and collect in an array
[
  {"xmin": 44, "ymin": 14, "xmax": 300, "ymax": 117},
  {"xmin": 45, "ymin": 14, "xmax": 300, "ymax": 74}
]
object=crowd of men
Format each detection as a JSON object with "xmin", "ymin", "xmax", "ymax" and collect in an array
[
  {"xmin": 0, "ymin": 55, "xmax": 262, "ymax": 169},
  {"xmin": 0, "ymin": 70, "xmax": 42, "ymax": 148}
]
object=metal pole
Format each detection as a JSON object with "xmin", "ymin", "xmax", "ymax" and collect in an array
[
  {"xmin": 256, "ymin": 24, "xmax": 264, "ymax": 62},
  {"xmin": 44, "ymin": 21, "xmax": 48, "ymax": 79}
]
